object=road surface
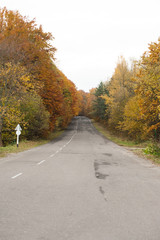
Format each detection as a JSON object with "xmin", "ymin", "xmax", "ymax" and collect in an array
[{"xmin": 0, "ymin": 116, "xmax": 160, "ymax": 240}]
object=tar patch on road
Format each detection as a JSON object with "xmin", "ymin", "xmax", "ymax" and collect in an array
[
  {"xmin": 94, "ymin": 159, "xmax": 110, "ymax": 180},
  {"xmin": 94, "ymin": 157, "xmax": 110, "ymax": 202},
  {"xmin": 99, "ymin": 186, "xmax": 107, "ymax": 202},
  {"xmin": 95, "ymin": 171, "xmax": 109, "ymax": 180},
  {"xmin": 103, "ymin": 153, "xmax": 112, "ymax": 157}
]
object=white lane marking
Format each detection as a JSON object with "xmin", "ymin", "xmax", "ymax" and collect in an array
[
  {"xmin": 50, "ymin": 154, "xmax": 55, "ymax": 157},
  {"xmin": 49, "ymin": 132, "xmax": 77, "ymax": 157},
  {"xmin": 37, "ymin": 160, "xmax": 46, "ymax": 165},
  {"xmin": 48, "ymin": 118, "xmax": 79, "ymax": 160},
  {"xmin": 9, "ymin": 119, "xmax": 79, "ymax": 178},
  {"xmin": 11, "ymin": 173, "xmax": 23, "ymax": 179}
]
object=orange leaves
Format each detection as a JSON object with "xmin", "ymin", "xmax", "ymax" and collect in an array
[
  {"xmin": 0, "ymin": 7, "xmax": 56, "ymax": 71},
  {"xmin": 0, "ymin": 7, "xmax": 80, "ymax": 145},
  {"xmin": 78, "ymin": 89, "xmax": 96, "ymax": 117}
]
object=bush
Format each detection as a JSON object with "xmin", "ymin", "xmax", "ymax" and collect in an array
[
  {"xmin": 20, "ymin": 93, "xmax": 50, "ymax": 139},
  {"xmin": 143, "ymin": 143, "xmax": 160, "ymax": 157}
]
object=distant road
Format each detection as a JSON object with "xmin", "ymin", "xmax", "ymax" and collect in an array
[{"xmin": 0, "ymin": 116, "xmax": 160, "ymax": 240}]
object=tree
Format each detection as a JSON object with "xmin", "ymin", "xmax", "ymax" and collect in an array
[
  {"xmin": 78, "ymin": 88, "xmax": 96, "ymax": 117},
  {"xmin": 133, "ymin": 40, "xmax": 160, "ymax": 139},
  {"xmin": 0, "ymin": 7, "xmax": 81, "ymax": 141},
  {"xmin": 0, "ymin": 8, "xmax": 55, "ymax": 69},
  {"xmin": 20, "ymin": 93, "xmax": 50, "ymax": 139},
  {"xmin": 120, "ymin": 96, "xmax": 147, "ymax": 140},
  {"xmin": 93, "ymin": 82, "xmax": 109, "ymax": 121},
  {"xmin": 103, "ymin": 56, "xmax": 134, "ymax": 130},
  {"xmin": 0, "ymin": 62, "xmax": 34, "ymax": 146}
]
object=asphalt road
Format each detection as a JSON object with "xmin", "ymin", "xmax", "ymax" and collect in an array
[{"xmin": 0, "ymin": 116, "xmax": 160, "ymax": 240}]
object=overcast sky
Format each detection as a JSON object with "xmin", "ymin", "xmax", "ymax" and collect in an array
[{"xmin": 1, "ymin": 0, "xmax": 160, "ymax": 92}]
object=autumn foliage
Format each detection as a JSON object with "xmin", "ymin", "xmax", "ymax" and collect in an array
[
  {"xmin": 1, "ymin": 7, "xmax": 160, "ymax": 146},
  {"xmin": 0, "ymin": 8, "xmax": 80, "ymax": 146},
  {"xmin": 82, "ymin": 45, "xmax": 160, "ymax": 141}
]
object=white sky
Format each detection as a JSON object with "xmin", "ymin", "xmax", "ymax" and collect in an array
[{"xmin": 1, "ymin": 0, "xmax": 160, "ymax": 92}]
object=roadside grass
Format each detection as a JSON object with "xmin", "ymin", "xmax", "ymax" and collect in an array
[
  {"xmin": 142, "ymin": 143, "xmax": 160, "ymax": 164},
  {"xmin": 92, "ymin": 120, "xmax": 142, "ymax": 147},
  {"xmin": 0, "ymin": 130, "xmax": 64, "ymax": 158},
  {"xmin": 92, "ymin": 120, "xmax": 160, "ymax": 164}
]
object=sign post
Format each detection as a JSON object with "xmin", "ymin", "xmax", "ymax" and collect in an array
[{"xmin": 15, "ymin": 124, "xmax": 22, "ymax": 147}]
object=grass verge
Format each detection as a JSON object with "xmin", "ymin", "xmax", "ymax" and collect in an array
[
  {"xmin": 92, "ymin": 120, "xmax": 160, "ymax": 164},
  {"xmin": 0, "ymin": 130, "xmax": 64, "ymax": 158},
  {"xmin": 92, "ymin": 120, "xmax": 142, "ymax": 147}
]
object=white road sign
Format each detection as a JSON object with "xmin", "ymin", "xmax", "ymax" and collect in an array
[
  {"xmin": 16, "ymin": 130, "xmax": 21, "ymax": 136},
  {"xmin": 15, "ymin": 124, "xmax": 22, "ymax": 132},
  {"xmin": 15, "ymin": 124, "xmax": 22, "ymax": 147}
]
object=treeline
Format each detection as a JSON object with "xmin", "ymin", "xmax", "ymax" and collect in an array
[
  {"xmin": 0, "ymin": 8, "xmax": 80, "ymax": 146},
  {"xmin": 79, "ymin": 40, "xmax": 160, "ymax": 142}
]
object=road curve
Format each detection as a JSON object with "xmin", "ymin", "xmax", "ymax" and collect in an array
[{"xmin": 0, "ymin": 116, "xmax": 160, "ymax": 240}]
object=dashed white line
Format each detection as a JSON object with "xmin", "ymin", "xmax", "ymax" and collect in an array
[
  {"xmin": 50, "ymin": 154, "xmax": 54, "ymax": 157},
  {"xmin": 11, "ymin": 173, "xmax": 23, "ymax": 179},
  {"xmin": 37, "ymin": 160, "xmax": 46, "ymax": 165},
  {"xmin": 9, "ymin": 120, "xmax": 79, "ymax": 180},
  {"xmin": 49, "ymin": 132, "xmax": 77, "ymax": 159}
]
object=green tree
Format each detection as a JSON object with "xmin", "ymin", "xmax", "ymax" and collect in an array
[{"xmin": 93, "ymin": 82, "xmax": 109, "ymax": 121}]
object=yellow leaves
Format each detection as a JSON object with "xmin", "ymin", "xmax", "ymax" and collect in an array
[
  {"xmin": 127, "ymin": 39, "xmax": 160, "ymax": 138},
  {"xmin": 85, "ymin": 42, "xmax": 160, "ymax": 140},
  {"xmin": 0, "ymin": 62, "xmax": 34, "ymax": 94},
  {"xmin": 119, "ymin": 96, "xmax": 149, "ymax": 139},
  {"xmin": 4, "ymin": 106, "xmax": 23, "ymax": 129},
  {"xmin": 0, "ymin": 7, "xmax": 81, "ymax": 145},
  {"xmin": 101, "ymin": 94, "xmax": 113, "ymax": 105},
  {"xmin": 158, "ymin": 96, "xmax": 160, "ymax": 113},
  {"xmin": 0, "ymin": 62, "xmax": 34, "ymax": 142}
]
